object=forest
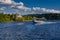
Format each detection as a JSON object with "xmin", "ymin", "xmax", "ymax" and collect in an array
[{"xmin": 0, "ymin": 12, "xmax": 60, "ymax": 22}]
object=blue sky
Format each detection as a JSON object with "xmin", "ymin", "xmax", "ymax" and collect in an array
[
  {"xmin": 0, "ymin": 0, "xmax": 60, "ymax": 14},
  {"xmin": 13, "ymin": 0, "xmax": 60, "ymax": 9}
]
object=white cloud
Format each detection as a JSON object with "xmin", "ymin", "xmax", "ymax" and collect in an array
[
  {"xmin": 17, "ymin": 6, "xmax": 31, "ymax": 11},
  {"xmin": 11, "ymin": 2, "xmax": 31, "ymax": 11},
  {"xmin": 12, "ymin": 1, "xmax": 24, "ymax": 6},
  {"xmin": 0, "ymin": 0, "xmax": 12, "ymax": 4},
  {"xmin": 0, "ymin": 0, "xmax": 60, "ymax": 14},
  {"xmin": 0, "ymin": 0, "xmax": 24, "ymax": 6},
  {"xmin": 0, "ymin": 8, "xmax": 4, "ymax": 10},
  {"xmin": 33, "ymin": 7, "xmax": 40, "ymax": 10},
  {"xmin": 0, "ymin": 0, "xmax": 31, "ymax": 12},
  {"xmin": 42, "ymin": 8, "xmax": 60, "ymax": 13},
  {"xmin": 0, "ymin": 7, "xmax": 6, "ymax": 10},
  {"xmin": 33, "ymin": 7, "xmax": 60, "ymax": 13}
]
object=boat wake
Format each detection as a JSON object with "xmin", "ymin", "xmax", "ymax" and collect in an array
[
  {"xmin": 35, "ymin": 21, "xmax": 57, "ymax": 25},
  {"xmin": 17, "ymin": 23, "xmax": 24, "ymax": 25}
]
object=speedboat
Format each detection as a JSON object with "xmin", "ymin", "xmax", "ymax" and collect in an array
[
  {"xmin": 32, "ymin": 17, "xmax": 46, "ymax": 23},
  {"xmin": 32, "ymin": 17, "xmax": 56, "ymax": 24}
]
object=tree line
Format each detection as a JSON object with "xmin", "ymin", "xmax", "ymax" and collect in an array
[
  {"xmin": 24, "ymin": 13, "xmax": 60, "ymax": 20},
  {"xmin": 0, "ymin": 13, "xmax": 60, "ymax": 22}
]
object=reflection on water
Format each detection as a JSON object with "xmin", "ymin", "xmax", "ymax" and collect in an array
[{"xmin": 0, "ymin": 20, "xmax": 60, "ymax": 40}]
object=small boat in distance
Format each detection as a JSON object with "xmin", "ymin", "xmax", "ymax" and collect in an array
[{"xmin": 32, "ymin": 17, "xmax": 46, "ymax": 23}]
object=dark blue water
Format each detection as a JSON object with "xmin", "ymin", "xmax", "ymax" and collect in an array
[{"xmin": 0, "ymin": 20, "xmax": 60, "ymax": 40}]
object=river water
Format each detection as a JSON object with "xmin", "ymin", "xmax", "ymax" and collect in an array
[{"xmin": 0, "ymin": 20, "xmax": 60, "ymax": 40}]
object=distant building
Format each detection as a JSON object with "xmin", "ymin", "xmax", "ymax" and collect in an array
[
  {"xmin": 16, "ymin": 14, "xmax": 22, "ymax": 19},
  {"xmin": 16, "ymin": 14, "xmax": 22, "ymax": 18}
]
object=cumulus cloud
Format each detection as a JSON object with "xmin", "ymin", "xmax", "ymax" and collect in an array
[
  {"xmin": 33, "ymin": 7, "xmax": 60, "ymax": 13},
  {"xmin": 0, "ymin": 0, "xmax": 12, "ymax": 4},
  {"xmin": 11, "ymin": 1, "xmax": 24, "ymax": 6},
  {"xmin": 41, "ymin": 8, "xmax": 60, "ymax": 13},
  {"xmin": 0, "ymin": 0, "xmax": 31, "ymax": 13},
  {"xmin": 0, "ymin": 8, "xmax": 4, "ymax": 10},
  {"xmin": 0, "ymin": 7, "xmax": 6, "ymax": 10},
  {"xmin": 0, "ymin": 0, "xmax": 60, "ymax": 14},
  {"xmin": 33, "ymin": 7, "xmax": 40, "ymax": 10},
  {"xmin": 17, "ymin": 6, "xmax": 31, "ymax": 11}
]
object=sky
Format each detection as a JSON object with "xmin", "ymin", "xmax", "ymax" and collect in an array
[{"xmin": 0, "ymin": 0, "xmax": 60, "ymax": 15}]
